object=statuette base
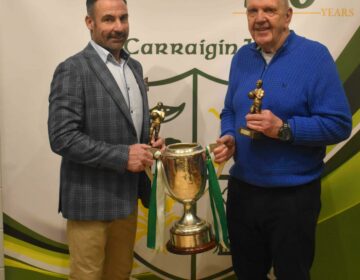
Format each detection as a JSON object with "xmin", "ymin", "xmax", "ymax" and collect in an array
[{"xmin": 239, "ymin": 128, "xmax": 263, "ymax": 139}]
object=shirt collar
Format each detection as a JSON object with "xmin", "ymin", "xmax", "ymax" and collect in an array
[{"xmin": 90, "ymin": 40, "xmax": 130, "ymax": 64}]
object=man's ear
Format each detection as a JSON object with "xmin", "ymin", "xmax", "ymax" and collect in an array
[
  {"xmin": 85, "ymin": 15, "xmax": 94, "ymax": 31},
  {"xmin": 286, "ymin": 7, "xmax": 293, "ymax": 24}
]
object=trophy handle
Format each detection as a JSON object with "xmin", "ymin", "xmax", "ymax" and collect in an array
[
  {"xmin": 207, "ymin": 143, "xmax": 226, "ymax": 179},
  {"xmin": 202, "ymin": 143, "xmax": 227, "ymax": 194}
]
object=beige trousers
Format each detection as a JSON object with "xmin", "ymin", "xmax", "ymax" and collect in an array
[{"xmin": 66, "ymin": 210, "xmax": 137, "ymax": 280}]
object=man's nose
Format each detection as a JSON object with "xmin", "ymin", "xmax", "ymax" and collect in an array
[
  {"xmin": 114, "ymin": 19, "xmax": 125, "ymax": 31},
  {"xmin": 255, "ymin": 10, "xmax": 266, "ymax": 22}
]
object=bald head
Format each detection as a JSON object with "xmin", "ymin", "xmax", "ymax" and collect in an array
[
  {"xmin": 280, "ymin": 0, "xmax": 289, "ymax": 9},
  {"xmin": 246, "ymin": 0, "xmax": 289, "ymax": 9}
]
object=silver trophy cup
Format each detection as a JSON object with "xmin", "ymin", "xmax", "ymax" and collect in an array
[{"xmin": 160, "ymin": 143, "xmax": 216, "ymax": 254}]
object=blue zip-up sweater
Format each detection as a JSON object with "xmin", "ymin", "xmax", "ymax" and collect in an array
[{"xmin": 221, "ymin": 31, "xmax": 352, "ymax": 187}]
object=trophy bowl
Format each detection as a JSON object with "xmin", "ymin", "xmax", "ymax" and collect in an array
[{"xmin": 161, "ymin": 143, "xmax": 216, "ymax": 254}]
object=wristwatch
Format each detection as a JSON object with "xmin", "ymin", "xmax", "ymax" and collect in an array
[{"xmin": 278, "ymin": 122, "xmax": 293, "ymax": 142}]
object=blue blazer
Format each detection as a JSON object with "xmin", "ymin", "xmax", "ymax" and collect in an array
[{"xmin": 48, "ymin": 43, "xmax": 151, "ymax": 221}]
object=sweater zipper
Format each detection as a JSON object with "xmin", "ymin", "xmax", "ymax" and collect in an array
[{"xmin": 258, "ymin": 48, "xmax": 283, "ymax": 81}]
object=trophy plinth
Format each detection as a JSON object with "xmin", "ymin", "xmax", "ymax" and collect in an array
[
  {"xmin": 239, "ymin": 127, "xmax": 263, "ymax": 139},
  {"xmin": 167, "ymin": 232, "xmax": 216, "ymax": 255},
  {"xmin": 166, "ymin": 202, "xmax": 216, "ymax": 254},
  {"xmin": 162, "ymin": 143, "xmax": 216, "ymax": 254}
]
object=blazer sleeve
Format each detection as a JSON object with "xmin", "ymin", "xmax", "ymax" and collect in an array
[{"xmin": 48, "ymin": 59, "xmax": 129, "ymax": 173}]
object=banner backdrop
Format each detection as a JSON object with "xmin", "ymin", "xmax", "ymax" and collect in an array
[{"xmin": 0, "ymin": 0, "xmax": 359, "ymax": 279}]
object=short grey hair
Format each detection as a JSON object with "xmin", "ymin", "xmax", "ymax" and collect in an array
[{"xmin": 86, "ymin": 0, "xmax": 127, "ymax": 16}]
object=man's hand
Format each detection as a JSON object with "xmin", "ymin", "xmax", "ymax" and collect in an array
[
  {"xmin": 151, "ymin": 136, "xmax": 166, "ymax": 152},
  {"xmin": 246, "ymin": 109, "xmax": 283, "ymax": 138},
  {"xmin": 214, "ymin": 135, "xmax": 235, "ymax": 164},
  {"xmin": 127, "ymin": 144, "xmax": 154, "ymax": 172}
]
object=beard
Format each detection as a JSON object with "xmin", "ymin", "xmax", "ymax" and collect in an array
[{"xmin": 108, "ymin": 31, "xmax": 129, "ymax": 42}]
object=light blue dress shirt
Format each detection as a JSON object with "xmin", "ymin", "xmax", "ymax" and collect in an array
[{"xmin": 90, "ymin": 40, "xmax": 144, "ymax": 142}]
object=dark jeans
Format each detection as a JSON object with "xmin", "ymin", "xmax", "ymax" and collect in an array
[{"xmin": 226, "ymin": 177, "xmax": 321, "ymax": 280}]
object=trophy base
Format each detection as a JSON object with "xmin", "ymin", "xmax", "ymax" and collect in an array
[
  {"xmin": 166, "ymin": 226, "xmax": 216, "ymax": 255},
  {"xmin": 239, "ymin": 127, "xmax": 263, "ymax": 139}
]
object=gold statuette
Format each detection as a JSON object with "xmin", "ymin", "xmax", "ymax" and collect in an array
[
  {"xmin": 239, "ymin": 79, "xmax": 264, "ymax": 139},
  {"xmin": 149, "ymin": 101, "xmax": 166, "ymax": 142}
]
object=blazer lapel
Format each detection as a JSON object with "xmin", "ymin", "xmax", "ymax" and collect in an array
[{"xmin": 83, "ymin": 44, "xmax": 136, "ymax": 134}]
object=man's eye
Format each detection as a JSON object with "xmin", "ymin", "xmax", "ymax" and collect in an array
[
  {"xmin": 247, "ymin": 9, "xmax": 257, "ymax": 17},
  {"xmin": 103, "ymin": 17, "xmax": 113, "ymax": 22},
  {"xmin": 264, "ymin": 8, "xmax": 276, "ymax": 16},
  {"xmin": 120, "ymin": 15, "xmax": 128, "ymax": 22}
]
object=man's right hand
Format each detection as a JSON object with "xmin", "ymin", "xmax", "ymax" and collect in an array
[
  {"xmin": 213, "ymin": 135, "xmax": 235, "ymax": 164},
  {"xmin": 127, "ymin": 144, "xmax": 154, "ymax": 172}
]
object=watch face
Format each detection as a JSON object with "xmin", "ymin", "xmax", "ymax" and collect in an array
[
  {"xmin": 282, "ymin": 128, "xmax": 291, "ymax": 141},
  {"xmin": 279, "ymin": 124, "xmax": 292, "ymax": 141}
]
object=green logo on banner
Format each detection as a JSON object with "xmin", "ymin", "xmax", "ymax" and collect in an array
[
  {"xmin": 244, "ymin": 0, "xmax": 314, "ymax": 8},
  {"xmin": 291, "ymin": 0, "xmax": 315, "ymax": 8}
]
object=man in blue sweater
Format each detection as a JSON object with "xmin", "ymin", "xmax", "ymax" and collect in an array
[{"xmin": 214, "ymin": 0, "xmax": 352, "ymax": 279}]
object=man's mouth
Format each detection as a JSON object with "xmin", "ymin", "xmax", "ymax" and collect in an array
[
  {"xmin": 110, "ymin": 36, "xmax": 125, "ymax": 41},
  {"xmin": 109, "ymin": 33, "xmax": 127, "ymax": 41},
  {"xmin": 255, "ymin": 26, "xmax": 270, "ymax": 32}
]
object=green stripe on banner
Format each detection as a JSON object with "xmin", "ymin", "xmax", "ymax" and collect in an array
[
  {"xmin": 336, "ymin": 26, "xmax": 360, "ymax": 83},
  {"xmin": 5, "ymin": 257, "xmax": 67, "ymax": 279},
  {"xmin": 312, "ymin": 204, "xmax": 360, "ymax": 279},
  {"xmin": 5, "ymin": 267, "xmax": 65, "ymax": 280},
  {"xmin": 4, "ymin": 234, "xmax": 69, "ymax": 264},
  {"xmin": 4, "ymin": 214, "xmax": 68, "ymax": 253},
  {"xmin": 319, "ymin": 151, "xmax": 360, "ymax": 223},
  {"xmin": 327, "ymin": 109, "xmax": 360, "ymax": 155},
  {"xmin": 352, "ymin": 108, "xmax": 360, "ymax": 127}
]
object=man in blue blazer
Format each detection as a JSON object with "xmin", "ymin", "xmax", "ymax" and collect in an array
[{"xmin": 48, "ymin": 0, "xmax": 163, "ymax": 279}]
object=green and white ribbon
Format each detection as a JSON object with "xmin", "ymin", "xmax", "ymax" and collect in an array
[
  {"xmin": 147, "ymin": 160, "xmax": 166, "ymax": 251},
  {"xmin": 205, "ymin": 147, "xmax": 230, "ymax": 250},
  {"xmin": 147, "ymin": 161, "xmax": 157, "ymax": 249}
]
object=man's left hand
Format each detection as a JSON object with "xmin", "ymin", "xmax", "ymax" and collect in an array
[
  {"xmin": 246, "ymin": 109, "xmax": 283, "ymax": 139},
  {"xmin": 151, "ymin": 137, "xmax": 165, "ymax": 152}
]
